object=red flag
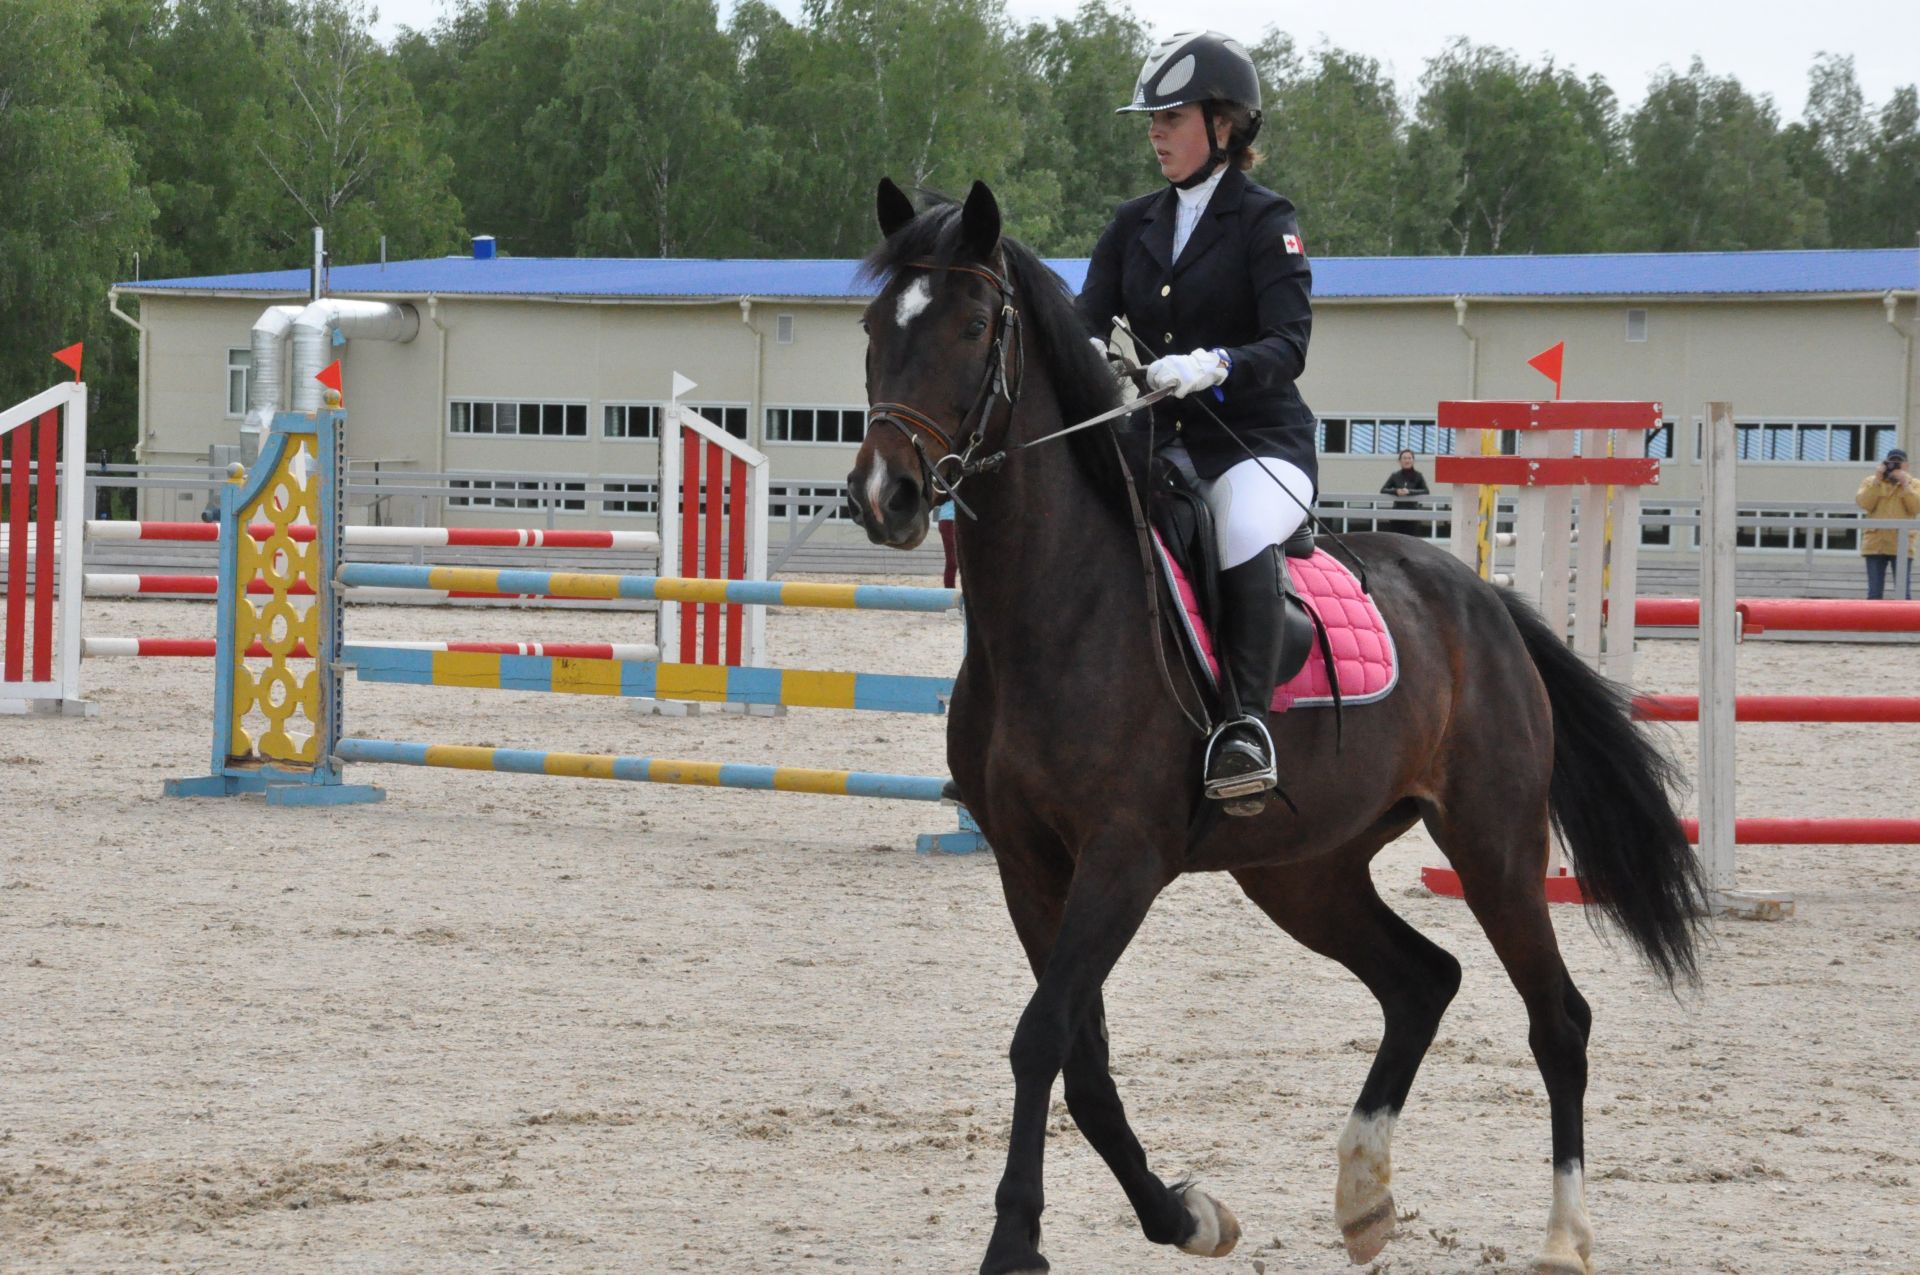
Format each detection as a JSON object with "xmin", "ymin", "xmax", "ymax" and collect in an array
[
  {"xmin": 1527, "ymin": 342, "xmax": 1565, "ymax": 399},
  {"xmin": 52, "ymin": 342, "xmax": 84, "ymax": 382},
  {"xmin": 314, "ymin": 360, "xmax": 343, "ymax": 392}
]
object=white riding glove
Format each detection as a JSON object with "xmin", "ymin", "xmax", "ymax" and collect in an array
[{"xmin": 1144, "ymin": 348, "xmax": 1230, "ymax": 398}]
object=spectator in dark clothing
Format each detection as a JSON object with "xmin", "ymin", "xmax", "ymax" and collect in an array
[{"xmin": 1379, "ymin": 449, "xmax": 1430, "ymax": 536}]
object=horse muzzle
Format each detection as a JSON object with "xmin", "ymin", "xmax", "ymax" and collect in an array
[{"xmin": 846, "ymin": 460, "xmax": 931, "ymax": 549}]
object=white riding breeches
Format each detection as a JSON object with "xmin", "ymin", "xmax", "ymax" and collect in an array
[{"xmin": 1166, "ymin": 444, "xmax": 1316, "ymax": 569}]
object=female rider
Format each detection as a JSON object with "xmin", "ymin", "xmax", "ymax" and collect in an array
[{"xmin": 1076, "ymin": 30, "xmax": 1318, "ymax": 816}]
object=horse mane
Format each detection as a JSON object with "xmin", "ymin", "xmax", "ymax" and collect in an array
[{"xmin": 857, "ymin": 193, "xmax": 1124, "ymax": 441}]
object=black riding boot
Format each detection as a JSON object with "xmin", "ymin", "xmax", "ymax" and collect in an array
[{"xmin": 1204, "ymin": 546, "xmax": 1288, "ymax": 816}]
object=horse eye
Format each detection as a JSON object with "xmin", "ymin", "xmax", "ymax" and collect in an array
[
  {"xmin": 859, "ymin": 318, "xmax": 870, "ymax": 333},
  {"xmin": 964, "ymin": 317, "xmax": 988, "ymax": 339}
]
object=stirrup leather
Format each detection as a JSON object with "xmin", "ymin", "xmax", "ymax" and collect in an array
[{"xmin": 1202, "ymin": 714, "xmax": 1278, "ymax": 801}]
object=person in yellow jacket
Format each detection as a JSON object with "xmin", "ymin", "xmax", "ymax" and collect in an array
[{"xmin": 1857, "ymin": 447, "xmax": 1919, "ymax": 599}]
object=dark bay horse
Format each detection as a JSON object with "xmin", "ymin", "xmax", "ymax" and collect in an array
[{"xmin": 846, "ymin": 179, "xmax": 1704, "ymax": 1275}]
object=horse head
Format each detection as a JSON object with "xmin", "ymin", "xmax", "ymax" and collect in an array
[{"xmin": 847, "ymin": 178, "xmax": 1013, "ymax": 548}]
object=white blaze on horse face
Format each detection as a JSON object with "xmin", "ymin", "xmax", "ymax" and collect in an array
[
  {"xmin": 895, "ymin": 277, "xmax": 932, "ymax": 329},
  {"xmin": 864, "ymin": 457, "xmax": 895, "ymax": 531}
]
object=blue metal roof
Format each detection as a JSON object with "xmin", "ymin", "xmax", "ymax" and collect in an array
[{"xmin": 122, "ymin": 247, "xmax": 1915, "ymax": 301}]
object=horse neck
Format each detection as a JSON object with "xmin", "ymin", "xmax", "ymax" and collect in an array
[{"xmin": 952, "ymin": 372, "xmax": 1148, "ymax": 655}]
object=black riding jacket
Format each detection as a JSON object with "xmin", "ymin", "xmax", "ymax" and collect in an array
[{"xmin": 1075, "ymin": 165, "xmax": 1318, "ymax": 485}]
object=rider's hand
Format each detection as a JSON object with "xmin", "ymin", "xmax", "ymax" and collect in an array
[{"xmin": 1144, "ymin": 349, "xmax": 1229, "ymax": 399}]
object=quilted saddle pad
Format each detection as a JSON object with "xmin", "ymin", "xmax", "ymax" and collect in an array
[{"xmin": 1152, "ymin": 535, "xmax": 1399, "ymax": 711}]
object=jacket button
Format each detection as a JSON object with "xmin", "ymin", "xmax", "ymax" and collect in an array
[
  {"xmin": 1175, "ymin": 420, "xmax": 1183, "ymax": 432},
  {"xmin": 1164, "ymin": 331, "xmax": 1173, "ymax": 343},
  {"xmin": 1160, "ymin": 285, "xmax": 1170, "ymax": 297}
]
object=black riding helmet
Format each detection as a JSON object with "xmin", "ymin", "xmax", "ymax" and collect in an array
[{"xmin": 1116, "ymin": 31, "xmax": 1264, "ymax": 185}]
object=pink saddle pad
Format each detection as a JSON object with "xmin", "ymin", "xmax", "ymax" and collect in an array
[{"xmin": 1152, "ymin": 535, "xmax": 1398, "ymax": 712}]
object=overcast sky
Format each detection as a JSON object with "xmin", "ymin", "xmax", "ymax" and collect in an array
[{"xmin": 369, "ymin": 0, "xmax": 1918, "ymax": 122}]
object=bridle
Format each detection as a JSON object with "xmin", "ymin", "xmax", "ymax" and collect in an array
[{"xmin": 865, "ymin": 258, "xmax": 1026, "ymax": 515}]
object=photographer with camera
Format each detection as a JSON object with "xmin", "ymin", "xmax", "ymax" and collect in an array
[{"xmin": 1856, "ymin": 447, "xmax": 1919, "ymax": 599}]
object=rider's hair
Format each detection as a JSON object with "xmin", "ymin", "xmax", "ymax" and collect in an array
[{"xmin": 1214, "ymin": 102, "xmax": 1260, "ymax": 171}]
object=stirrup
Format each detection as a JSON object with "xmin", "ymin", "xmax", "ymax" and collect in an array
[{"xmin": 1202, "ymin": 715, "xmax": 1278, "ymax": 801}]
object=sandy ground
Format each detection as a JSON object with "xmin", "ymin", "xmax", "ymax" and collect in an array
[{"xmin": 3, "ymin": 594, "xmax": 1917, "ymax": 1275}]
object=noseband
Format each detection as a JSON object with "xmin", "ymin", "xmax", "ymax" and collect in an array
[{"xmin": 865, "ymin": 259, "xmax": 1026, "ymax": 513}]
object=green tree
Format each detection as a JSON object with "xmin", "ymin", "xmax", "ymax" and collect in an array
[
  {"xmin": 1405, "ymin": 41, "xmax": 1616, "ymax": 254},
  {"xmin": 1260, "ymin": 42, "xmax": 1417, "ymax": 255},
  {"xmin": 1613, "ymin": 58, "xmax": 1817, "ymax": 251},
  {"xmin": 225, "ymin": 0, "xmax": 465, "ymax": 264},
  {"xmin": 1014, "ymin": 0, "xmax": 1154, "ymax": 254},
  {"xmin": 0, "ymin": 0, "xmax": 153, "ymax": 446},
  {"xmin": 545, "ymin": 0, "xmax": 769, "ymax": 256},
  {"xmin": 395, "ymin": 0, "xmax": 585, "ymax": 256},
  {"xmin": 1856, "ymin": 86, "xmax": 1920, "ymax": 248}
]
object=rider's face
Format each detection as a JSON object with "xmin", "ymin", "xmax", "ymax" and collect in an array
[{"xmin": 1148, "ymin": 105, "xmax": 1222, "ymax": 183}]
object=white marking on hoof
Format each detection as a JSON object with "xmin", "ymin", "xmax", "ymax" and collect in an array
[
  {"xmin": 1535, "ymin": 1163, "xmax": 1593, "ymax": 1274},
  {"xmin": 1335, "ymin": 1109, "xmax": 1398, "ymax": 1264},
  {"xmin": 895, "ymin": 277, "xmax": 932, "ymax": 328},
  {"xmin": 1177, "ymin": 1186, "xmax": 1240, "ymax": 1258}
]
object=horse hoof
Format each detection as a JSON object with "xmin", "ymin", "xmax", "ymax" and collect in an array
[
  {"xmin": 1339, "ymin": 1193, "xmax": 1396, "ymax": 1264},
  {"xmin": 1531, "ymin": 1256, "xmax": 1589, "ymax": 1275},
  {"xmin": 1177, "ymin": 1187, "xmax": 1240, "ymax": 1258}
]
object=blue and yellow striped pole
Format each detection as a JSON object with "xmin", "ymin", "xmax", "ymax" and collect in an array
[
  {"xmin": 335, "ymin": 738, "xmax": 949, "ymax": 801},
  {"xmin": 336, "ymin": 563, "xmax": 959, "ymax": 613},
  {"xmin": 342, "ymin": 644, "xmax": 953, "ymax": 713}
]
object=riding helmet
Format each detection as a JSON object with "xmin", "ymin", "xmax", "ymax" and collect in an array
[{"xmin": 1116, "ymin": 29, "xmax": 1264, "ymax": 143}]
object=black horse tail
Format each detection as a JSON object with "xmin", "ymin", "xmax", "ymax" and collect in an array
[{"xmin": 1500, "ymin": 589, "xmax": 1708, "ymax": 988}]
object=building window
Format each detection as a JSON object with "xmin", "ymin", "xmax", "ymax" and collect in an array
[
  {"xmin": 1625, "ymin": 309, "xmax": 1648, "ymax": 342},
  {"xmin": 688, "ymin": 403, "xmax": 749, "ymax": 440},
  {"xmin": 226, "ymin": 348, "xmax": 252, "ymax": 417},
  {"xmin": 604, "ymin": 403, "xmax": 661, "ymax": 439},
  {"xmin": 447, "ymin": 478, "xmax": 586, "ymax": 511},
  {"xmin": 600, "ymin": 481, "xmax": 657, "ymax": 515},
  {"xmin": 1317, "ymin": 417, "xmax": 1452, "ymax": 456},
  {"xmin": 776, "ymin": 314, "xmax": 795, "ymax": 344},
  {"xmin": 770, "ymin": 482, "xmax": 858, "ymax": 523},
  {"xmin": 604, "ymin": 402, "xmax": 747, "ymax": 441},
  {"xmin": 449, "ymin": 399, "xmax": 588, "ymax": 437},
  {"xmin": 766, "ymin": 405, "xmax": 867, "ymax": 444},
  {"xmin": 1698, "ymin": 419, "xmax": 1898, "ymax": 463}
]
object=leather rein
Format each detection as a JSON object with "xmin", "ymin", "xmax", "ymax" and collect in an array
[{"xmin": 864, "ymin": 258, "xmax": 1212, "ymax": 737}]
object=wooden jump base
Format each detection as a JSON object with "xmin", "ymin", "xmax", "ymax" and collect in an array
[
  {"xmin": 1420, "ymin": 867, "xmax": 1587, "ymax": 905},
  {"xmin": 334, "ymin": 738, "xmax": 949, "ymax": 802}
]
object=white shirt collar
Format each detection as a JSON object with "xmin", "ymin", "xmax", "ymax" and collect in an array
[{"xmin": 1174, "ymin": 164, "xmax": 1227, "ymax": 211}]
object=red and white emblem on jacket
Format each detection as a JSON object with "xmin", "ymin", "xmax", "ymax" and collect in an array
[{"xmin": 1282, "ymin": 233, "xmax": 1304, "ymax": 255}]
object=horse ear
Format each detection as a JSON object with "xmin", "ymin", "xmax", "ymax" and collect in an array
[
  {"xmin": 876, "ymin": 178, "xmax": 916, "ymax": 239},
  {"xmin": 960, "ymin": 180, "xmax": 1001, "ymax": 259}
]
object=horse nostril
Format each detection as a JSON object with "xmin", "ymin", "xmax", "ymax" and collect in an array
[{"xmin": 884, "ymin": 473, "xmax": 923, "ymax": 518}]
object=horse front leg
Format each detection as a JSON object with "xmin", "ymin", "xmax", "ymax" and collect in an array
[
  {"xmin": 978, "ymin": 850, "xmax": 1167, "ymax": 1275},
  {"xmin": 1062, "ymin": 993, "xmax": 1241, "ymax": 1257}
]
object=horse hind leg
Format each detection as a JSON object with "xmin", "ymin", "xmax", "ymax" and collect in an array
[
  {"xmin": 1436, "ymin": 802, "xmax": 1596, "ymax": 1275},
  {"xmin": 1233, "ymin": 853, "xmax": 1463, "ymax": 1265}
]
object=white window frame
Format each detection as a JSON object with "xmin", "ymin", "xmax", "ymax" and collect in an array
[
  {"xmin": 1691, "ymin": 416, "xmax": 1899, "ymax": 466},
  {"xmin": 447, "ymin": 396, "xmax": 591, "ymax": 439},
  {"xmin": 1316, "ymin": 414, "xmax": 1447, "ymax": 457},
  {"xmin": 226, "ymin": 347, "xmax": 252, "ymax": 419},
  {"xmin": 764, "ymin": 403, "xmax": 868, "ymax": 447},
  {"xmin": 1625, "ymin": 308, "xmax": 1648, "ymax": 342},
  {"xmin": 446, "ymin": 475, "xmax": 588, "ymax": 512},
  {"xmin": 603, "ymin": 402, "xmax": 662, "ymax": 441}
]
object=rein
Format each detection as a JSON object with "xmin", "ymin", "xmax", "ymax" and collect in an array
[{"xmin": 865, "ymin": 258, "xmax": 1025, "ymax": 516}]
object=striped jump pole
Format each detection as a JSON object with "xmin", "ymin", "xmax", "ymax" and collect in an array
[
  {"xmin": 335, "ymin": 562, "xmax": 960, "ymax": 612},
  {"xmin": 1633, "ymin": 695, "xmax": 1920, "ymax": 723},
  {"xmin": 336, "ymin": 737, "xmax": 948, "ymax": 802},
  {"xmin": 343, "ymin": 643, "xmax": 950, "ymax": 713},
  {"xmin": 86, "ymin": 638, "xmax": 660, "ymax": 661},
  {"xmin": 84, "ymin": 572, "xmax": 639, "ymax": 605},
  {"xmin": 83, "ymin": 521, "xmax": 661, "ymax": 550}
]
